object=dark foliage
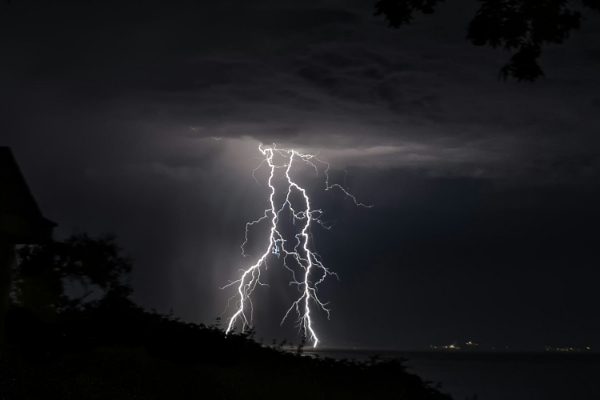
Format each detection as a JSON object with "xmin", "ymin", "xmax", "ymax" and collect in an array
[
  {"xmin": 374, "ymin": 0, "xmax": 446, "ymax": 27},
  {"xmin": 2, "ymin": 233, "xmax": 454, "ymax": 399},
  {"xmin": 5, "ymin": 234, "xmax": 243, "ymax": 367},
  {"xmin": 375, "ymin": 0, "xmax": 600, "ymax": 81},
  {"xmin": 13, "ymin": 234, "xmax": 134, "ymax": 319},
  {"xmin": 2, "ymin": 305, "xmax": 454, "ymax": 399},
  {"xmin": 4, "ymin": 304, "xmax": 242, "ymax": 367}
]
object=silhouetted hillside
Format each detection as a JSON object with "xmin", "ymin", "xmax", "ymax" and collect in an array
[
  {"xmin": 1, "ymin": 304, "xmax": 454, "ymax": 399},
  {"xmin": 1, "ymin": 233, "xmax": 454, "ymax": 399}
]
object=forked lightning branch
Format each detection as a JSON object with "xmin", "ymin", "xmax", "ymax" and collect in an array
[{"xmin": 222, "ymin": 144, "xmax": 370, "ymax": 347}]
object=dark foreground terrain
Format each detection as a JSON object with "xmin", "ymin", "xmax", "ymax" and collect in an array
[{"xmin": 0, "ymin": 306, "xmax": 453, "ymax": 400}]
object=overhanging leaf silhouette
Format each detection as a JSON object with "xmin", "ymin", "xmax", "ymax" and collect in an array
[{"xmin": 375, "ymin": 0, "xmax": 600, "ymax": 81}]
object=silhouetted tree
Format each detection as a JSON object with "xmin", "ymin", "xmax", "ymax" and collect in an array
[
  {"xmin": 375, "ymin": 0, "xmax": 600, "ymax": 81},
  {"xmin": 12, "ymin": 233, "xmax": 134, "ymax": 320}
]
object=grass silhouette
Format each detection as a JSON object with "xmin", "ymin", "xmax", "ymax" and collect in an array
[
  {"xmin": 1, "ymin": 305, "xmax": 454, "ymax": 400},
  {"xmin": 2, "ymin": 234, "xmax": 453, "ymax": 399}
]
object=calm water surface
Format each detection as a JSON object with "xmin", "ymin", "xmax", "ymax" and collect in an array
[{"xmin": 304, "ymin": 349, "xmax": 600, "ymax": 400}]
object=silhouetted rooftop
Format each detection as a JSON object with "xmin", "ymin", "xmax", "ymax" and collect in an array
[{"xmin": 0, "ymin": 146, "xmax": 56, "ymax": 244}]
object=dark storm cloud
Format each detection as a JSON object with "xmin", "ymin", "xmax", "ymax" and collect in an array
[
  {"xmin": 275, "ymin": 8, "xmax": 361, "ymax": 29},
  {"xmin": 1, "ymin": 0, "xmax": 599, "ymax": 348},
  {"xmin": 4, "ymin": 0, "xmax": 594, "ymax": 180}
]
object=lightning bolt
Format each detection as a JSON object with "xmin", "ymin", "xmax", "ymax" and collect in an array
[{"xmin": 223, "ymin": 144, "xmax": 370, "ymax": 347}]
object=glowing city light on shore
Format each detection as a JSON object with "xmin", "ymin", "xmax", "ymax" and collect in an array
[{"xmin": 222, "ymin": 144, "xmax": 370, "ymax": 347}]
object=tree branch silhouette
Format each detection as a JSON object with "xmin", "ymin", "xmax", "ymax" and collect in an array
[{"xmin": 375, "ymin": 0, "xmax": 600, "ymax": 81}]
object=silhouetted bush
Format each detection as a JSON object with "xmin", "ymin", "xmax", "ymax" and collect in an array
[{"xmin": 2, "ymin": 233, "xmax": 454, "ymax": 399}]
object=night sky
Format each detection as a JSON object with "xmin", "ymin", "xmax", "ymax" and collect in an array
[{"xmin": 1, "ymin": 0, "xmax": 599, "ymax": 349}]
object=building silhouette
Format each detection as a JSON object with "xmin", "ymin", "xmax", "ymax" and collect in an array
[{"xmin": 0, "ymin": 146, "xmax": 56, "ymax": 336}]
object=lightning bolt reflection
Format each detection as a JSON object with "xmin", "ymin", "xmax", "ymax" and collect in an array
[{"xmin": 223, "ymin": 144, "xmax": 370, "ymax": 347}]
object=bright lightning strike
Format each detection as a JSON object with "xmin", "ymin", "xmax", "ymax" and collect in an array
[{"xmin": 223, "ymin": 144, "xmax": 370, "ymax": 347}]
